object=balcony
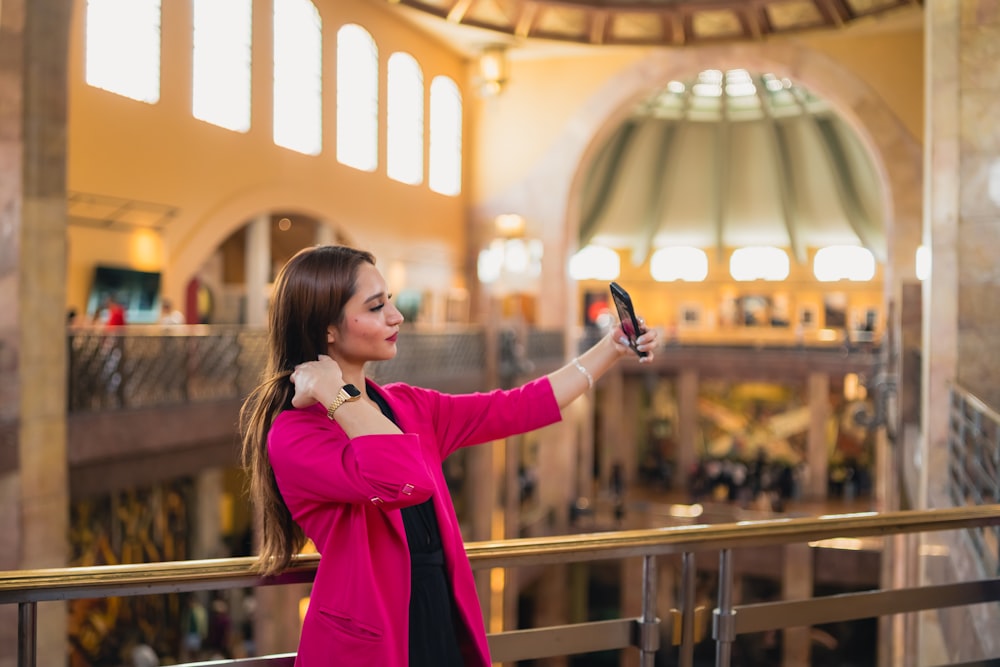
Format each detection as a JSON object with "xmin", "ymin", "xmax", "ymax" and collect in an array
[{"xmin": 63, "ymin": 324, "xmax": 882, "ymax": 497}]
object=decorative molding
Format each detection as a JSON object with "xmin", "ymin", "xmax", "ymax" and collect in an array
[
  {"xmin": 67, "ymin": 191, "xmax": 179, "ymax": 232},
  {"xmin": 391, "ymin": 0, "xmax": 922, "ymax": 48}
]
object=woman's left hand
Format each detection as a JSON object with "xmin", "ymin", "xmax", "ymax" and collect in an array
[{"xmin": 289, "ymin": 354, "xmax": 344, "ymax": 408}]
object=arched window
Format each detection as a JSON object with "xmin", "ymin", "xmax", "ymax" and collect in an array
[
  {"xmin": 273, "ymin": 0, "xmax": 322, "ymax": 155},
  {"xmin": 336, "ymin": 25, "xmax": 378, "ymax": 171},
  {"xmin": 813, "ymin": 246, "xmax": 876, "ymax": 282},
  {"xmin": 192, "ymin": 0, "xmax": 252, "ymax": 132},
  {"xmin": 569, "ymin": 245, "xmax": 620, "ymax": 281},
  {"xmin": 915, "ymin": 245, "xmax": 930, "ymax": 281},
  {"xmin": 730, "ymin": 247, "xmax": 789, "ymax": 281},
  {"xmin": 387, "ymin": 52, "xmax": 424, "ymax": 185},
  {"xmin": 650, "ymin": 246, "xmax": 708, "ymax": 282},
  {"xmin": 85, "ymin": 0, "xmax": 161, "ymax": 103},
  {"xmin": 429, "ymin": 76, "xmax": 462, "ymax": 195}
]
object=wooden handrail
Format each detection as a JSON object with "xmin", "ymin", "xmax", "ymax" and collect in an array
[
  {"xmin": 4, "ymin": 505, "xmax": 1000, "ymax": 667},
  {"xmin": 2, "ymin": 505, "xmax": 999, "ymax": 603}
]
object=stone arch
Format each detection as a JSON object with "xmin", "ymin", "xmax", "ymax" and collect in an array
[
  {"xmin": 569, "ymin": 42, "xmax": 922, "ymax": 285},
  {"xmin": 163, "ymin": 185, "xmax": 374, "ymax": 301},
  {"xmin": 478, "ymin": 41, "xmax": 921, "ymax": 328}
]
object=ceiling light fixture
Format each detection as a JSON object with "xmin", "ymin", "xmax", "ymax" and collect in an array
[
  {"xmin": 477, "ymin": 45, "xmax": 509, "ymax": 97},
  {"xmin": 477, "ymin": 214, "xmax": 543, "ymax": 293}
]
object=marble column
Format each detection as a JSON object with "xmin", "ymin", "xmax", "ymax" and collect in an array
[
  {"xmin": 806, "ymin": 372, "xmax": 829, "ymax": 501},
  {"xmin": 574, "ymin": 396, "xmax": 595, "ymax": 507},
  {"xmin": 921, "ymin": 2, "xmax": 1000, "ymax": 660},
  {"xmin": 924, "ymin": 0, "xmax": 1000, "ymax": 492},
  {"xmin": 619, "ymin": 556, "xmax": 644, "ymax": 667},
  {"xmin": 468, "ymin": 297, "xmax": 501, "ymax": 626},
  {"xmin": 950, "ymin": 3, "xmax": 1000, "ymax": 408},
  {"xmin": 530, "ymin": 563, "xmax": 572, "ymax": 667},
  {"xmin": 191, "ymin": 469, "xmax": 225, "ymax": 560},
  {"xmin": 598, "ymin": 368, "xmax": 624, "ymax": 496},
  {"xmin": 503, "ymin": 434, "xmax": 521, "ymax": 632},
  {"xmin": 922, "ymin": 0, "xmax": 961, "ymax": 513},
  {"xmin": 781, "ymin": 544, "xmax": 812, "ymax": 667},
  {"xmin": 315, "ymin": 221, "xmax": 337, "ymax": 246},
  {"xmin": 0, "ymin": 2, "xmax": 73, "ymax": 666},
  {"xmin": 618, "ymin": 375, "xmax": 642, "ymax": 491},
  {"xmin": 245, "ymin": 214, "xmax": 270, "ymax": 327},
  {"xmin": 675, "ymin": 370, "xmax": 699, "ymax": 493}
]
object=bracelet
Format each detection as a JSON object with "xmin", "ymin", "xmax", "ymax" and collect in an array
[{"xmin": 572, "ymin": 357, "xmax": 594, "ymax": 389}]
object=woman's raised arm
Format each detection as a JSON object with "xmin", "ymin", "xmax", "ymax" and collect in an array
[{"xmin": 547, "ymin": 322, "xmax": 659, "ymax": 409}]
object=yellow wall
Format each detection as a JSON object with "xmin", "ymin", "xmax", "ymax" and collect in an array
[
  {"xmin": 796, "ymin": 28, "xmax": 924, "ymax": 142},
  {"xmin": 66, "ymin": 0, "xmax": 472, "ymax": 308},
  {"xmin": 473, "ymin": 47, "xmax": 649, "ymax": 200},
  {"xmin": 67, "ymin": 227, "xmax": 164, "ymax": 317}
]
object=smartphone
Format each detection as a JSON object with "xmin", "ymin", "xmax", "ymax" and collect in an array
[{"xmin": 609, "ymin": 282, "xmax": 648, "ymax": 357}]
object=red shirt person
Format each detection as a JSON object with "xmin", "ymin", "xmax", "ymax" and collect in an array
[{"xmin": 103, "ymin": 296, "xmax": 126, "ymax": 327}]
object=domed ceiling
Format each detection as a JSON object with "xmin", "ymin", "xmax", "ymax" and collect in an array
[
  {"xmin": 381, "ymin": 0, "xmax": 919, "ymax": 268},
  {"xmin": 578, "ymin": 69, "xmax": 887, "ymax": 266},
  {"xmin": 388, "ymin": 0, "xmax": 920, "ymax": 47}
]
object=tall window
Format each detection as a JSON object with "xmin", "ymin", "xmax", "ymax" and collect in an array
[
  {"xmin": 651, "ymin": 247, "xmax": 709, "ymax": 282},
  {"xmin": 569, "ymin": 245, "xmax": 620, "ymax": 281},
  {"xmin": 192, "ymin": 0, "xmax": 252, "ymax": 132},
  {"xmin": 85, "ymin": 0, "xmax": 161, "ymax": 103},
  {"xmin": 273, "ymin": 0, "xmax": 322, "ymax": 155},
  {"xmin": 730, "ymin": 247, "xmax": 790, "ymax": 281},
  {"xmin": 387, "ymin": 52, "xmax": 423, "ymax": 185},
  {"xmin": 429, "ymin": 76, "xmax": 462, "ymax": 196},
  {"xmin": 813, "ymin": 246, "xmax": 876, "ymax": 282},
  {"xmin": 336, "ymin": 25, "xmax": 378, "ymax": 172}
]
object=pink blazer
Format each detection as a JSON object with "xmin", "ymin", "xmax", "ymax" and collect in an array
[{"xmin": 267, "ymin": 376, "xmax": 562, "ymax": 666}]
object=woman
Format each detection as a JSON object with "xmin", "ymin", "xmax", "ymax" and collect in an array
[{"xmin": 240, "ymin": 244, "xmax": 658, "ymax": 666}]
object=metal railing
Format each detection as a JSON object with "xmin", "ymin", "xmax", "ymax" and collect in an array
[
  {"xmin": 68, "ymin": 326, "xmax": 880, "ymax": 414},
  {"xmin": 4, "ymin": 506, "xmax": 1000, "ymax": 667},
  {"xmin": 949, "ymin": 385, "xmax": 1000, "ymax": 576},
  {"xmin": 68, "ymin": 326, "xmax": 268, "ymax": 412},
  {"xmin": 67, "ymin": 326, "xmax": 561, "ymax": 413}
]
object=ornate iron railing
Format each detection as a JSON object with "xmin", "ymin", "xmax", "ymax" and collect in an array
[
  {"xmin": 3, "ymin": 506, "xmax": 1000, "ymax": 667},
  {"xmin": 67, "ymin": 326, "xmax": 524, "ymax": 413},
  {"xmin": 368, "ymin": 327, "xmax": 490, "ymax": 389},
  {"xmin": 68, "ymin": 327, "xmax": 267, "ymax": 411},
  {"xmin": 68, "ymin": 326, "xmax": 884, "ymax": 414},
  {"xmin": 949, "ymin": 385, "xmax": 1000, "ymax": 576}
]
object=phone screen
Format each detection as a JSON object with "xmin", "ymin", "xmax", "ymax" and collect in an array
[{"xmin": 609, "ymin": 282, "xmax": 648, "ymax": 357}]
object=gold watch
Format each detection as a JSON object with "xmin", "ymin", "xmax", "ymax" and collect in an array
[{"xmin": 326, "ymin": 383, "xmax": 362, "ymax": 420}]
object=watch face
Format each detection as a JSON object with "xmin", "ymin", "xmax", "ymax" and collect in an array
[{"xmin": 343, "ymin": 383, "xmax": 362, "ymax": 398}]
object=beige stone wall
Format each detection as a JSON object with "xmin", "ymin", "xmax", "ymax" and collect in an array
[
  {"xmin": 920, "ymin": 0, "xmax": 1000, "ymax": 661},
  {"xmin": 953, "ymin": 3, "xmax": 1000, "ymax": 408},
  {"xmin": 1, "ymin": 2, "xmax": 73, "ymax": 665}
]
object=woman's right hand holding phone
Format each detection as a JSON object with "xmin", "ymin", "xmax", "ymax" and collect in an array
[
  {"xmin": 550, "ymin": 313, "xmax": 658, "ymax": 408},
  {"xmin": 612, "ymin": 317, "xmax": 658, "ymax": 362}
]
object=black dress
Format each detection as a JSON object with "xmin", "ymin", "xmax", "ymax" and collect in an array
[{"xmin": 367, "ymin": 386, "xmax": 466, "ymax": 666}]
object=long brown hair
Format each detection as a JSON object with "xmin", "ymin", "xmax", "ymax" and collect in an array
[{"xmin": 239, "ymin": 244, "xmax": 376, "ymax": 575}]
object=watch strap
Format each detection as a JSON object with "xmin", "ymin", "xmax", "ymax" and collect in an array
[{"xmin": 326, "ymin": 384, "xmax": 362, "ymax": 420}]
